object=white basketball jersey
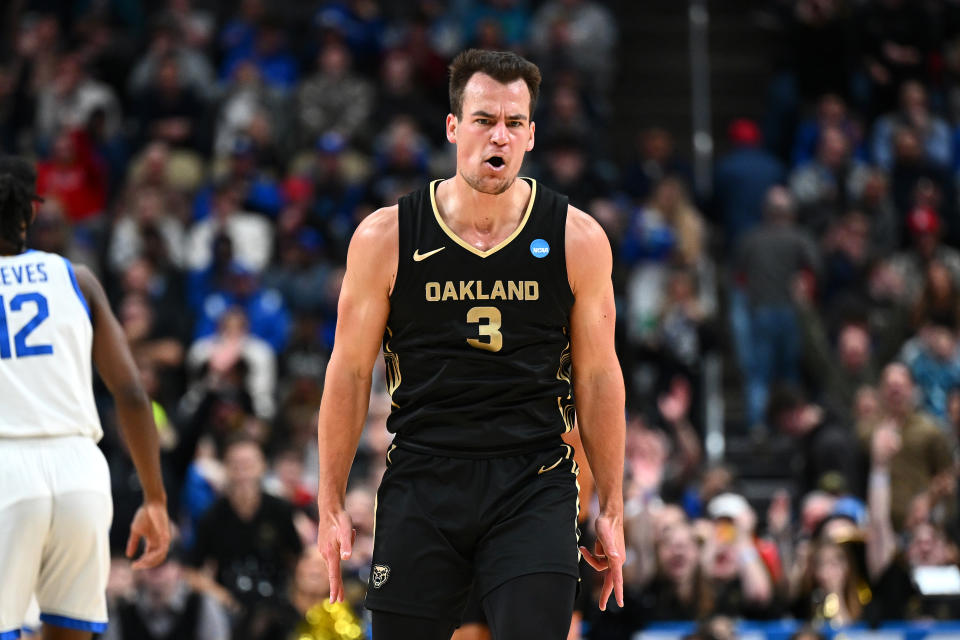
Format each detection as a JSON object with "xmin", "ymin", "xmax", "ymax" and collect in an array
[{"xmin": 0, "ymin": 250, "xmax": 102, "ymax": 440}]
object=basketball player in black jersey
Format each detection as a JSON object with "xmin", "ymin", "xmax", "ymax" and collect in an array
[{"xmin": 316, "ymin": 49, "xmax": 626, "ymax": 640}]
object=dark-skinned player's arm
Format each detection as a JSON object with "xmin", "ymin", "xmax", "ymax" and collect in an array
[
  {"xmin": 565, "ymin": 206, "xmax": 626, "ymax": 612},
  {"xmin": 75, "ymin": 265, "xmax": 170, "ymax": 569},
  {"xmin": 316, "ymin": 206, "xmax": 397, "ymax": 603}
]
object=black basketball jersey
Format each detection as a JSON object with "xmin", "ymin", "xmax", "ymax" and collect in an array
[{"xmin": 383, "ymin": 177, "xmax": 576, "ymax": 455}]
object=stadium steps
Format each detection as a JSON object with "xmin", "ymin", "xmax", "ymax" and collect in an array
[
  {"xmin": 611, "ymin": 0, "xmax": 778, "ymax": 160},
  {"xmin": 723, "ymin": 433, "xmax": 798, "ymax": 519}
]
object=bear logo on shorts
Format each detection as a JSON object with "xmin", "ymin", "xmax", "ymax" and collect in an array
[{"xmin": 372, "ymin": 564, "xmax": 391, "ymax": 589}]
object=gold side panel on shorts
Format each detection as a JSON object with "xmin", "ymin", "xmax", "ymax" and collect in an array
[
  {"xmin": 429, "ymin": 178, "xmax": 538, "ymax": 259},
  {"xmin": 383, "ymin": 326, "xmax": 401, "ymax": 408},
  {"xmin": 556, "ymin": 332, "xmax": 575, "ymax": 432}
]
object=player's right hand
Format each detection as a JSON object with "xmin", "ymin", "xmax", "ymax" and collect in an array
[
  {"xmin": 127, "ymin": 500, "xmax": 171, "ymax": 569},
  {"xmin": 319, "ymin": 508, "xmax": 356, "ymax": 603}
]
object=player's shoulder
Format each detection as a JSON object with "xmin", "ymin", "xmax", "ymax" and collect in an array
[
  {"xmin": 346, "ymin": 204, "xmax": 399, "ymax": 271},
  {"xmin": 351, "ymin": 204, "xmax": 399, "ymax": 247},
  {"xmin": 565, "ymin": 204, "xmax": 610, "ymax": 254}
]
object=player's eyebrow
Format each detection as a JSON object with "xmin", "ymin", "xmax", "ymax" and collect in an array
[{"xmin": 471, "ymin": 110, "xmax": 528, "ymax": 121}]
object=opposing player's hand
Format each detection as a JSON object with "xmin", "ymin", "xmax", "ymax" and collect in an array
[
  {"xmin": 126, "ymin": 501, "xmax": 171, "ymax": 569},
  {"xmin": 580, "ymin": 513, "xmax": 625, "ymax": 611},
  {"xmin": 319, "ymin": 508, "xmax": 356, "ymax": 603}
]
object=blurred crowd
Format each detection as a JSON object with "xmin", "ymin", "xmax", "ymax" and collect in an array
[{"xmin": 8, "ymin": 0, "xmax": 960, "ymax": 639}]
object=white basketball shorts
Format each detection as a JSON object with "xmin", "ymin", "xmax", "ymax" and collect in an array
[{"xmin": 0, "ymin": 436, "xmax": 112, "ymax": 638}]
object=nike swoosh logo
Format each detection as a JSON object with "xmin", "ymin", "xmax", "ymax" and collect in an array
[
  {"xmin": 538, "ymin": 457, "xmax": 564, "ymax": 475},
  {"xmin": 413, "ymin": 247, "xmax": 446, "ymax": 262}
]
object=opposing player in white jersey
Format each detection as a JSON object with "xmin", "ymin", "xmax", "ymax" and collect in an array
[{"xmin": 0, "ymin": 158, "xmax": 170, "ymax": 640}]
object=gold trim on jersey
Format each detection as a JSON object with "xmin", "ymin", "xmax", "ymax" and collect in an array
[
  {"xmin": 428, "ymin": 178, "xmax": 537, "ymax": 258},
  {"xmin": 383, "ymin": 326, "xmax": 401, "ymax": 408},
  {"xmin": 556, "ymin": 330, "xmax": 575, "ymax": 432}
]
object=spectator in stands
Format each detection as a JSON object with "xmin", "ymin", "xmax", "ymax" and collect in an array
[
  {"xmin": 890, "ymin": 207, "xmax": 960, "ymax": 307},
  {"xmin": 262, "ymin": 229, "xmax": 333, "ymax": 315},
  {"xmin": 900, "ymin": 323, "xmax": 960, "ymax": 424},
  {"xmin": 35, "ymin": 128, "xmax": 109, "ymax": 222},
  {"xmin": 872, "ymin": 81, "xmax": 951, "ymax": 171},
  {"xmin": 369, "ymin": 115, "xmax": 432, "ymax": 203},
  {"xmin": 767, "ymin": 385, "xmax": 864, "ymax": 498},
  {"xmin": 856, "ymin": 363, "xmax": 953, "ymax": 531},
  {"xmin": 132, "ymin": 52, "xmax": 206, "ymax": 152},
  {"xmin": 733, "ymin": 186, "xmax": 820, "ymax": 432},
  {"xmin": 857, "ymin": 1, "xmax": 935, "ymax": 114},
  {"xmin": 789, "ymin": 126, "xmax": 870, "ymax": 236},
  {"xmin": 461, "ymin": 0, "xmax": 531, "ymax": 50},
  {"xmin": 539, "ymin": 133, "xmax": 611, "ymax": 209},
  {"xmin": 791, "ymin": 93, "xmax": 866, "ymax": 168},
  {"xmin": 911, "ymin": 259, "xmax": 960, "ymax": 330},
  {"xmin": 818, "ymin": 212, "xmax": 873, "ymax": 318},
  {"xmin": 220, "ymin": 14, "xmax": 299, "ymax": 92},
  {"xmin": 296, "ymin": 42, "xmax": 374, "ymax": 147},
  {"xmin": 608, "ymin": 521, "xmax": 714, "ymax": 636},
  {"xmin": 790, "ymin": 537, "xmax": 867, "ymax": 626},
  {"xmin": 109, "ymin": 186, "xmax": 186, "ymax": 274},
  {"xmin": 129, "ymin": 16, "xmax": 217, "ymax": 101},
  {"xmin": 187, "ymin": 307, "xmax": 277, "ymax": 420},
  {"xmin": 857, "ymin": 168, "xmax": 899, "ymax": 255},
  {"xmin": 712, "ymin": 118, "xmax": 785, "ymax": 248},
  {"xmin": 305, "ymin": 133, "xmax": 369, "ymax": 260},
  {"xmin": 370, "ymin": 48, "xmax": 443, "ymax": 146},
  {"xmin": 103, "ymin": 545, "xmax": 231, "ymax": 640},
  {"xmin": 529, "ymin": 0, "xmax": 618, "ymax": 94},
  {"xmin": 214, "ymin": 60, "xmax": 288, "ymax": 158},
  {"xmin": 889, "ymin": 130, "xmax": 955, "ymax": 237},
  {"xmin": 623, "ymin": 177, "xmax": 709, "ymax": 345},
  {"xmin": 864, "ymin": 421, "xmax": 960, "ymax": 621},
  {"xmin": 35, "ymin": 52, "xmax": 123, "ymax": 149},
  {"xmin": 622, "ymin": 127, "xmax": 694, "ymax": 203},
  {"xmin": 188, "ymin": 436, "xmax": 303, "ymax": 640},
  {"xmin": 186, "ymin": 181, "xmax": 274, "ymax": 272},
  {"xmin": 246, "ymin": 548, "xmax": 353, "ymax": 640},
  {"xmin": 795, "ymin": 301, "xmax": 877, "ymax": 425}
]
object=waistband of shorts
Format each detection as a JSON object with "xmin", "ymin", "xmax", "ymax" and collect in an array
[
  {"xmin": 391, "ymin": 436, "xmax": 565, "ymax": 459},
  {"xmin": 0, "ymin": 434, "xmax": 97, "ymax": 447}
]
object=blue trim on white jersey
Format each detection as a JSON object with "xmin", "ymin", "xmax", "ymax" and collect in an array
[
  {"xmin": 39, "ymin": 614, "xmax": 107, "ymax": 633},
  {"xmin": 0, "ymin": 628, "xmax": 20, "ymax": 639},
  {"xmin": 61, "ymin": 258, "xmax": 91, "ymax": 320}
]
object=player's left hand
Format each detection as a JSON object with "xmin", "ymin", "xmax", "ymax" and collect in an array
[
  {"xmin": 580, "ymin": 513, "xmax": 625, "ymax": 611},
  {"xmin": 127, "ymin": 500, "xmax": 171, "ymax": 569}
]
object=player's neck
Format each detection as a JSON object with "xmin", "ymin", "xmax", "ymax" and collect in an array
[
  {"xmin": 0, "ymin": 238, "xmax": 22, "ymax": 256},
  {"xmin": 437, "ymin": 175, "xmax": 530, "ymax": 241}
]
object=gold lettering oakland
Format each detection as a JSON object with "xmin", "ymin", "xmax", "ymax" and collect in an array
[{"xmin": 425, "ymin": 280, "xmax": 539, "ymax": 302}]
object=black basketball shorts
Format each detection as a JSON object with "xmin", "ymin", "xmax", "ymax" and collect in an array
[{"xmin": 363, "ymin": 441, "xmax": 581, "ymax": 621}]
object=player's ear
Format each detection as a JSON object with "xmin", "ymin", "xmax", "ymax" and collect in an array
[
  {"xmin": 527, "ymin": 121, "xmax": 535, "ymax": 152},
  {"xmin": 446, "ymin": 113, "xmax": 458, "ymax": 144}
]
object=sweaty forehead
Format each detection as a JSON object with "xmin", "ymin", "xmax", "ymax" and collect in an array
[{"xmin": 462, "ymin": 72, "xmax": 531, "ymax": 117}]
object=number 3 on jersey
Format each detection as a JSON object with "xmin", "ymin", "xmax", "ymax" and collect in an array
[
  {"xmin": 466, "ymin": 306, "xmax": 502, "ymax": 352},
  {"xmin": 0, "ymin": 292, "xmax": 54, "ymax": 359}
]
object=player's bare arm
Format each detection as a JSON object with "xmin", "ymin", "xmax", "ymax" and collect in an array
[
  {"xmin": 74, "ymin": 265, "xmax": 170, "ymax": 569},
  {"xmin": 565, "ymin": 205, "xmax": 626, "ymax": 611},
  {"xmin": 316, "ymin": 204, "xmax": 398, "ymax": 603}
]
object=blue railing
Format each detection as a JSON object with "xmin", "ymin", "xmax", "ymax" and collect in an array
[{"xmin": 633, "ymin": 620, "xmax": 960, "ymax": 640}]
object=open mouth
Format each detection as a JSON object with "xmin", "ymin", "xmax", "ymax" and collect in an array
[{"xmin": 485, "ymin": 156, "xmax": 506, "ymax": 170}]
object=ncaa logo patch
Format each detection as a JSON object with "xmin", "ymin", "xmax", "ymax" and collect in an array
[
  {"xmin": 371, "ymin": 564, "xmax": 391, "ymax": 589},
  {"xmin": 530, "ymin": 238, "xmax": 550, "ymax": 258}
]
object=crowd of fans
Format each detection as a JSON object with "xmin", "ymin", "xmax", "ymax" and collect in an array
[{"xmin": 6, "ymin": 0, "xmax": 960, "ymax": 639}]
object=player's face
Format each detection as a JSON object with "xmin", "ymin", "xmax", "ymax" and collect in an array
[{"xmin": 447, "ymin": 72, "xmax": 535, "ymax": 195}]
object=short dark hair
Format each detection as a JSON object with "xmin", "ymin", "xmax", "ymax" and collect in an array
[
  {"xmin": 765, "ymin": 384, "xmax": 806, "ymax": 427},
  {"xmin": 0, "ymin": 173, "xmax": 33, "ymax": 253},
  {"xmin": 448, "ymin": 49, "xmax": 541, "ymax": 119}
]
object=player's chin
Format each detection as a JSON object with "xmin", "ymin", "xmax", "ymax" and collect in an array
[{"xmin": 472, "ymin": 171, "xmax": 515, "ymax": 195}]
